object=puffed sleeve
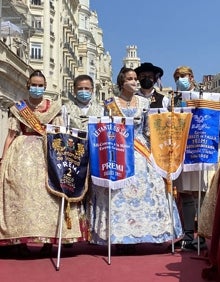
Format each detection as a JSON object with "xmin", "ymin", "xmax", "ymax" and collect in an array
[
  {"xmin": 51, "ymin": 111, "xmax": 65, "ymax": 127},
  {"xmin": 8, "ymin": 113, "xmax": 21, "ymax": 133}
]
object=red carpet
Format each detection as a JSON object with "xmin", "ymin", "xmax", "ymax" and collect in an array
[{"xmin": 0, "ymin": 242, "xmax": 212, "ymax": 282}]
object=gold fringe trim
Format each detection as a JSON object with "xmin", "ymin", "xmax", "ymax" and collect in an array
[
  {"xmin": 164, "ymin": 178, "xmax": 177, "ymax": 198},
  {"xmin": 65, "ymin": 201, "xmax": 72, "ymax": 229}
]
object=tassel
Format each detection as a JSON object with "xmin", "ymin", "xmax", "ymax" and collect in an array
[
  {"xmin": 165, "ymin": 178, "xmax": 177, "ymax": 198},
  {"xmin": 65, "ymin": 201, "xmax": 72, "ymax": 229},
  {"xmin": 173, "ymin": 186, "xmax": 178, "ymax": 198},
  {"xmin": 166, "ymin": 178, "xmax": 172, "ymax": 194}
]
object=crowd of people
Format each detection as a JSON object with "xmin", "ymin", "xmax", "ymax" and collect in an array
[{"xmin": 0, "ymin": 64, "xmax": 219, "ymax": 280}]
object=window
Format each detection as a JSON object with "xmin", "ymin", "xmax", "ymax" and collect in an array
[
  {"xmin": 32, "ymin": 16, "xmax": 42, "ymax": 29},
  {"xmin": 50, "ymin": 0, "xmax": 54, "ymax": 9},
  {"xmin": 50, "ymin": 45, "xmax": 54, "ymax": 63},
  {"xmin": 79, "ymin": 56, "xmax": 83, "ymax": 67},
  {"xmin": 31, "ymin": 0, "xmax": 41, "ymax": 5},
  {"xmin": 31, "ymin": 43, "xmax": 42, "ymax": 59},
  {"xmin": 101, "ymin": 92, "xmax": 105, "ymax": 101},
  {"xmin": 50, "ymin": 19, "xmax": 54, "ymax": 36},
  {"xmin": 85, "ymin": 16, "xmax": 88, "ymax": 29}
]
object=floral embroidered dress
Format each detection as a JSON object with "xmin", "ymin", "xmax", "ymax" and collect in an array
[
  {"xmin": 89, "ymin": 96, "xmax": 183, "ymax": 245},
  {"xmin": 0, "ymin": 99, "xmax": 85, "ymax": 245},
  {"xmin": 198, "ymin": 166, "xmax": 219, "ymax": 238}
]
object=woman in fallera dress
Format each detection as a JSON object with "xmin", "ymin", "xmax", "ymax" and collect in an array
[
  {"xmin": 89, "ymin": 67, "xmax": 183, "ymax": 253},
  {"xmin": 0, "ymin": 70, "xmax": 86, "ymax": 257}
]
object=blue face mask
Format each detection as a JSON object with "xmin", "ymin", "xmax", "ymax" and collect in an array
[
  {"xmin": 29, "ymin": 86, "xmax": 45, "ymax": 99},
  {"xmin": 76, "ymin": 90, "xmax": 92, "ymax": 103},
  {"xmin": 176, "ymin": 77, "xmax": 191, "ymax": 91}
]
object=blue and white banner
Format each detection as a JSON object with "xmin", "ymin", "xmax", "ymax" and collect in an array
[
  {"xmin": 183, "ymin": 99, "xmax": 220, "ymax": 171},
  {"xmin": 88, "ymin": 116, "xmax": 135, "ymax": 190}
]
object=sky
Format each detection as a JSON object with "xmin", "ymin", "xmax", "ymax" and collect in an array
[{"xmin": 90, "ymin": 0, "xmax": 220, "ymax": 89}]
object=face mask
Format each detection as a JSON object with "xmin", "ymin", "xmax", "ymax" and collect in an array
[
  {"xmin": 176, "ymin": 77, "xmax": 191, "ymax": 91},
  {"xmin": 123, "ymin": 81, "xmax": 137, "ymax": 93},
  {"xmin": 140, "ymin": 78, "xmax": 154, "ymax": 89},
  {"xmin": 29, "ymin": 86, "xmax": 45, "ymax": 99},
  {"xmin": 76, "ymin": 90, "xmax": 92, "ymax": 103}
]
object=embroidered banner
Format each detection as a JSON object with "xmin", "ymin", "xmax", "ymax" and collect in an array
[
  {"xmin": 148, "ymin": 110, "xmax": 192, "ymax": 180},
  {"xmin": 45, "ymin": 125, "xmax": 89, "ymax": 202},
  {"xmin": 183, "ymin": 99, "xmax": 220, "ymax": 171},
  {"xmin": 88, "ymin": 116, "xmax": 135, "ymax": 190}
]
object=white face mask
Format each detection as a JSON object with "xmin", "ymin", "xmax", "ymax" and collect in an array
[
  {"xmin": 123, "ymin": 81, "xmax": 138, "ymax": 93},
  {"xmin": 76, "ymin": 90, "xmax": 92, "ymax": 103},
  {"xmin": 29, "ymin": 86, "xmax": 45, "ymax": 99},
  {"xmin": 176, "ymin": 77, "xmax": 191, "ymax": 91}
]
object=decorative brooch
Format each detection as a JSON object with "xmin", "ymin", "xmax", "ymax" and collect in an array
[{"xmin": 151, "ymin": 96, "xmax": 156, "ymax": 103}]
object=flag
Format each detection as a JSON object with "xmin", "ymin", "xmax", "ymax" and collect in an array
[
  {"xmin": 45, "ymin": 125, "xmax": 89, "ymax": 202},
  {"xmin": 88, "ymin": 116, "xmax": 135, "ymax": 190},
  {"xmin": 183, "ymin": 99, "xmax": 220, "ymax": 171},
  {"xmin": 148, "ymin": 110, "xmax": 192, "ymax": 180}
]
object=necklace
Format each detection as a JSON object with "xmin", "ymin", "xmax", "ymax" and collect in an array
[
  {"xmin": 119, "ymin": 93, "xmax": 133, "ymax": 102},
  {"xmin": 27, "ymin": 97, "xmax": 44, "ymax": 109},
  {"xmin": 119, "ymin": 94, "xmax": 133, "ymax": 108}
]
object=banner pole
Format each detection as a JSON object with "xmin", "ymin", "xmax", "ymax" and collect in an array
[
  {"xmin": 197, "ymin": 84, "xmax": 204, "ymax": 256},
  {"xmin": 108, "ymin": 183, "xmax": 111, "ymax": 265},
  {"xmin": 169, "ymin": 91, "xmax": 175, "ymax": 253},
  {"xmin": 56, "ymin": 196, "xmax": 65, "ymax": 271},
  {"xmin": 108, "ymin": 111, "xmax": 112, "ymax": 265},
  {"xmin": 167, "ymin": 178, "xmax": 175, "ymax": 253},
  {"xmin": 197, "ymin": 169, "xmax": 202, "ymax": 256}
]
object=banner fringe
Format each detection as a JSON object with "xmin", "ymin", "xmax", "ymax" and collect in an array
[
  {"xmin": 149, "ymin": 154, "xmax": 183, "ymax": 181},
  {"xmin": 91, "ymin": 175, "xmax": 136, "ymax": 190},
  {"xmin": 183, "ymin": 163, "xmax": 218, "ymax": 172}
]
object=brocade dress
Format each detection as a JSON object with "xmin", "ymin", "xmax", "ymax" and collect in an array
[
  {"xmin": 90, "ymin": 96, "xmax": 183, "ymax": 245},
  {"xmin": 0, "ymin": 99, "xmax": 85, "ymax": 245},
  {"xmin": 198, "ymin": 166, "xmax": 219, "ymax": 238},
  {"xmin": 63, "ymin": 97, "xmax": 103, "ymax": 131}
]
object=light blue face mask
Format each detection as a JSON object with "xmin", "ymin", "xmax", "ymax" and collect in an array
[
  {"xmin": 176, "ymin": 77, "xmax": 191, "ymax": 91},
  {"xmin": 76, "ymin": 90, "xmax": 92, "ymax": 103},
  {"xmin": 29, "ymin": 86, "xmax": 45, "ymax": 99}
]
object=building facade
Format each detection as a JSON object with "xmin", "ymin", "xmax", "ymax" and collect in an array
[
  {"xmin": 0, "ymin": 0, "xmax": 112, "ymax": 155},
  {"xmin": 123, "ymin": 45, "xmax": 140, "ymax": 70},
  {"xmin": 203, "ymin": 74, "xmax": 220, "ymax": 93}
]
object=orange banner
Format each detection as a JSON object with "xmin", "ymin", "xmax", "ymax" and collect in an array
[{"xmin": 148, "ymin": 111, "xmax": 192, "ymax": 180}]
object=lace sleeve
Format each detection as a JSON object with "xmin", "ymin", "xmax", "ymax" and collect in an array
[{"xmin": 8, "ymin": 114, "xmax": 21, "ymax": 133}]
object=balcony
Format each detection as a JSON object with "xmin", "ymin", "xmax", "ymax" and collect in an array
[
  {"xmin": 63, "ymin": 67, "xmax": 74, "ymax": 80},
  {"xmin": 30, "ymin": 55, "xmax": 43, "ymax": 60},
  {"xmin": 63, "ymin": 42, "xmax": 70, "ymax": 49}
]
